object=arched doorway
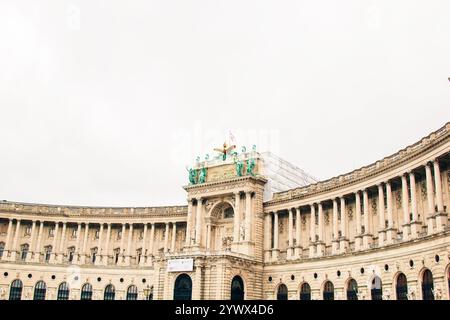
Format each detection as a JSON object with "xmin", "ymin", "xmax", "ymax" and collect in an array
[
  {"xmin": 422, "ymin": 269, "xmax": 434, "ymax": 300},
  {"xmin": 9, "ymin": 279, "xmax": 23, "ymax": 300},
  {"xmin": 231, "ymin": 276, "xmax": 245, "ymax": 300},
  {"xmin": 346, "ymin": 279, "xmax": 358, "ymax": 300},
  {"xmin": 126, "ymin": 285, "xmax": 138, "ymax": 300},
  {"xmin": 300, "ymin": 283, "xmax": 311, "ymax": 301},
  {"xmin": 277, "ymin": 284, "xmax": 288, "ymax": 300},
  {"xmin": 34, "ymin": 281, "xmax": 47, "ymax": 300},
  {"xmin": 80, "ymin": 283, "xmax": 93, "ymax": 300},
  {"xmin": 57, "ymin": 282, "xmax": 70, "ymax": 300},
  {"xmin": 371, "ymin": 276, "xmax": 383, "ymax": 300},
  {"xmin": 173, "ymin": 274, "xmax": 192, "ymax": 300},
  {"xmin": 323, "ymin": 281, "xmax": 334, "ymax": 301},
  {"xmin": 396, "ymin": 273, "xmax": 408, "ymax": 300},
  {"xmin": 104, "ymin": 284, "xmax": 116, "ymax": 300}
]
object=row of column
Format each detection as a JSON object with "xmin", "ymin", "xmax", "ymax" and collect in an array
[
  {"xmin": 1, "ymin": 220, "xmax": 181, "ymax": 266},
  {"xmin": 265, "ymin": 160, "xmax": 447, "ymax": 261}
]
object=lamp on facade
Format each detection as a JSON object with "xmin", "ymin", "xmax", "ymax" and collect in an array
[{"xmin": 143, "ymin": 285, "xmax": 153, "ymax": 300}]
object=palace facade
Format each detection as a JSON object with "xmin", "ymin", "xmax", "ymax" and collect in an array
[{"xmin": 0, "ymin": 123, "xmax": 449, "ymax": 301}]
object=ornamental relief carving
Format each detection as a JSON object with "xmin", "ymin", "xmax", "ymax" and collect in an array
[
  {"xmin": 420, "ymin": 182, "xmax": 427, "ymax": 200},
  {"xmin": 347, "ymin": 208, "xmax": 353, "ymax": 221},
  {"xmin": 396, "ymin": 192, "xmax": 402, "ymax": 208}
]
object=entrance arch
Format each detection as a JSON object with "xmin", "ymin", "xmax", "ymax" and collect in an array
[
  {"xmin": 323, "ymin": 281, "xmax": 334, "ymax": 301},
  {"xmin": 371, "ymin": 276, "xmax": 383, "ymax": 300},
  {"xmin": 231, "ymin": 276, "xmax": 245, "ymax": 300},
  {"xmin": 346, "ymin": 279, "xmax": 358, "ymax": 300},
  {"xmin": 421, "ymin": 269, "xmax": 434, "ymax": 300},
  {"xmin": 395, "ymin": 273, "xmax": 408, "ymax": 300},
  {"xmin": 173, "ymin": 274, "xmax": 192, "ymax": 300},
  {"xmin": 277, "ymin": 284, "xmax": 288, "ymax": 300},
  {"xmin": 299, "ymin": 283, "xmax": 311, "ymax": 301}
]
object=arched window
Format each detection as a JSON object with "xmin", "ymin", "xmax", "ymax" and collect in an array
[
  {"xmin": 57, "ymin": 282, "xmax": 70, "ymax": 300},
  {"xmin": 396, "ymin": 273, "xmax": 408, "ymax": 300},
  {"xmin": 323, "ymin": 281, "xmax": 334, "ymax": 301},
  {"xmin": 371, "ymin": 276, "xmax": 383, "ymax": 300},
  {"xmin": 126, "ymin": 285, "xmax": 138, "ymax": 300},
  {"xmin": 346, "ymin": 279, "xmax": 358, "ymax": 300},
  {"xmin": 173, "ymin": 274, "xmax": 192, "ymax": 300},
  {"xmin": 422, "ymin": 270, "xmax": 434, "ymax": 301},
  {"xmin": 20, "ymin": 244, "xmax": 29, "ymax": 261},
  {"xmin": 81, "ymin": 283, "xmax": 93, "ymax": 300},
  {"xmin": 104, "ymin": 284, "xmax": 116, "ymax": 300},
  {"xmin": 0, "ymin": 242, "xmax": 5, "ymax": 258},
  {"xmin": 231, "ymin": 276, "xmax": 245, "ymax": 300},
  {"xmin": 277, "ymin": 284, "xmax": 288, "ymax": 300},
  {"xmin": 300, "ymin": 283, "xmax": 311, "ymax": 301},
  {"xmin": 9, "ymin": 279, "xmax": 23, "ymax": 300},
  {"xmin": 34, "ymin": 281, "xmax": 47, "ymax": 300}
]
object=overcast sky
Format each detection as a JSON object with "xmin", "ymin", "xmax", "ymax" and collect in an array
[{"xmin": 1, "ymin": 1, "xmax": 449, "ymax": 207}]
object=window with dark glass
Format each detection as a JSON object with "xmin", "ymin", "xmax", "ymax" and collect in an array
[
  {"xmin": 33, "ymin": 281, "xmax": 47, "ymax": 300},
  {"xmin": 347, "ymin": 279, "xmax": 358, "ymax": 300},
  {"xmin": 104, "ymin": 284, "xmax": 115, "ymax": 300},
  {"xmin": 300, "ymin": 283, "xmax": 311, "ymax": 301},
  {"xmin": 126, "ymin": 285, "xmax": 138, "ymax": 300},
  {"xmin": 277, "ymin": 284, "xmax": 288, "ymax": 301},
  {"xmin": 81, "ymin": 283, "xmax": 93, "ymax": 300},
  {"xmin": 396, "ymin": 273, "xmax": 408, "ymax": 300},
  {"xmin": 371, "ymin": 276, "xmax": 383, "ymax": 300},
  {"xmin": 9, "ymin": 279, "xmax": 23, "ymax": 300},
  {"xmin": 20, "ymin": 244, "xmax": 29, "ymax": 261},
  {"xmin": 422, "ymin": 270, "xmax": 434, "ymax": 301},
  {"xmin": 68, "ymin": 247, "xmax": 75, "ymax": 262},
  {"xmin": 44, "ymin": 246, "xmax": 52, "ymax": 262},
  {"xmin": 0, "ymin": 242, "xmax": 5, "ymax": 258},
  {"xmin": 323, "ymin": 281, "xmax": 334, "ymax": 301},
  {"xmin": 57, "ymin": 282, "xmax": 70, "ymax": 300}
]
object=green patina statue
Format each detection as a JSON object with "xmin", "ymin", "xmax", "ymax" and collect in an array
[
  {"xmin": 246, "ymin": 158, "xmax": 256, "ymax": 176},
  {"xmin": 198, "ymin": 166, "xmax": 207, "ymax": 184},
  {"xmin": 187, "ymin": 168, "xmax": 198, "ymax": 185},
  {"xmin": 234, "ymin": 156, "xmax": 244, "ymax": 177}
]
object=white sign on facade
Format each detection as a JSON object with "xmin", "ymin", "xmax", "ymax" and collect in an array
[{"xmin": 167, "ymin": 259, "xmax": 194, "ymax": 272}]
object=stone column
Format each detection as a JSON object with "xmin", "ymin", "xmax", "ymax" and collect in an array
[
  {"xmin": 385, "ymin": 181, "xmax": 395, "ymax": 243},
  {"xmin": 354, "ymin": 192, "xmax": 362, "ymax": 251},
  {"xmin": 425, "ymin": 163, "xmax": 435, "ymax": 235},
  {"xmin": 57, "ymin": 222, "xmax": 67, "ymax": 263},
  {"xmin": 195, "ymin": 198, "xmax": 203, "ymax": 246},
  {"xmin": 362, "ymin": 190, "xmax": 372, "ymax": 248},
  {"xmin": 185, "ymin": 199, "xmax": 193, "ymax": 247},
  {"xmin": 140, "ymin": 224, "xmax": 148, "ymax": 267},
  {"xmin": 339, "ymin": 198, "xmax": 349, "ymax": 253},
  {"xmin": 244, "ymin": 191, "xmax": 252, "ymax": 242},
  {"xmin": 125, "ymin": 224, "xmax": 133, "ymax": 265},
  {"xmin": 171, "ymin": 223, "xmax": 177, "ymax": 253},
  {"xmin": 317, "ymin": 203, "xmax": 325, "ymax": 256},
  {"xmin": 309, "ymin": 204, "xmax": 316, "ymax": 258},
  {"xmin": 433, "ymin": 160, "xmax": 447, "ymax": 232},
  {"xmin": 103, "ymin": 224, "xmax": 111, "ymax": 266},
  {"xmin": 119, "ymin": 224, "xmax": 126, "ymax": 262},
  {"xmin": 50, "ymin": 222, "xmax": 59, "ymax": 263},
  {"xmin": 272, "ymin": 212, "xmax": 279, "ymax": 261},
  {"xmin": 27, "ymin": 220, "xmax": 37, "ymax": 262},
  {"xmin": 401, "ymin": 174, "xmax": 410, "ymax": 241},
  {"xmin": 74, "ymin": 223, "xmax": 82, "ymax": 263},
  {"xmin": 295, "ymin": 207, "xmax": 302, "ymax": 258},
  {"xmin": 164, "ymin": 223, "xmax": 169, "ymax": 253},
  {"xmin": 10, "ymin": 219, "xmax": 21, "ymax": 261},
  {"xmin": 378, "ymin": 183, "xmax": 386, "ymax": 246},
  {"xmin": 33, "ymin": 221, "xmax": 44, "ymax": 263},
  {"xmin": 409, "ymin": 172, "xmax": 421, "ymax": 238},
  {"xmin": 147, "ymin": 223, "xmax": 155, "ymax": 266},
  {"xmin": 1, "ymin": 219, "xmax": 13, "ymax": 261},
  {"xmin": 81, "ymin": 223, "xmax": 89, "ymax": 264},
  {"xmin": 332, "ymin": 199, "xmax": 339, "ymax": 254},
  {"xmin": 233, "ymin": 192, "xmax": 241, "ymax": 243},
  {"xmin": 288, "ymin": 208, "xmax": 294, "ymax": 259},
  {"xmin": 264, "ymin": 213, "xmax": 272, "ymax": 261},
  {"xmin": 95, "ymin": 224, "xmax": 104, "ymax": 265}
]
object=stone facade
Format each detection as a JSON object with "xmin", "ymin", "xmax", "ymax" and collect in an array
[{"xmin": 0, "ymin": 123, "xmax": 449, "ymax": 300}]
